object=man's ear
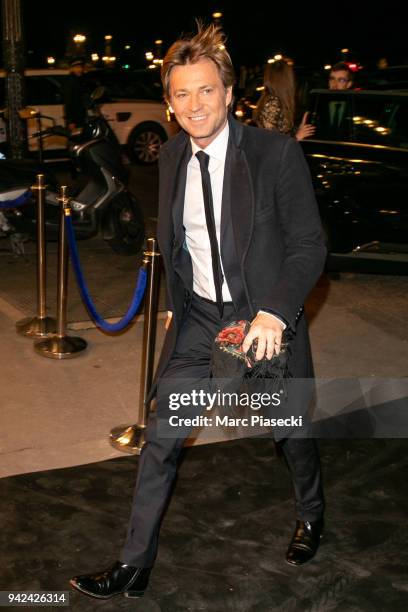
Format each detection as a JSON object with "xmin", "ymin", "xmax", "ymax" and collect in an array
[
  {"xmin": 226, "ymin": 86, "xmax": 233, "ymax": 107},
  {"xmin": 165, "ymin": 96, "xmax": 174, "ymax": 113}
]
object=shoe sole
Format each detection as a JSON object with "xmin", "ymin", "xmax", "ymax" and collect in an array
[
  {"xmin": 69, "ymin": 579, "xmax": 144, "ymax": 600},
  {"xmin": 124, "ymin": 591, "xmax": 145, "ymax": 598},
  {"xmin": 285, "ymin": 557, "xmax": 316, "ymax": 567}
]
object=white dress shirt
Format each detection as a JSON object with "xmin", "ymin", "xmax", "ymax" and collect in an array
[
  {"xmin": 175, "ymin": 121, "xmax": 285, "ymax": 329},
  {"xmin": 184, "ymin": 122, "xmax": 230, "ymax": 301}
]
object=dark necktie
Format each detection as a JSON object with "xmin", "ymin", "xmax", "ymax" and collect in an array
[
  {"xmin": 195, "ymin": 150, "xmax": 224, "ymax": 317},
  {"xmin": 331, "ymin": 102, "xmax": 343, "ymax": 128}
]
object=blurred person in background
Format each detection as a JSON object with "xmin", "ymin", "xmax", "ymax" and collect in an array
[
  {"xmin": 377, "ymin": 57, "xmax": 388, "ymax": 70},
  {"xmin": 63, "ymin": 58, "xmax": 89, "ymax": 132},
  {"xmin": 328, "ymin": 62, "xmax": 354, "ymax": 90},
  {"xmin": 254, "ymin": 60, "xmax": 315, "ymax": 140}
]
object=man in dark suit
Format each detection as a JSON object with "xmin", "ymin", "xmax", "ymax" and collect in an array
[
  {"xmin": 314, "ymin": 62, "xmax": 354, "ymax": 141},
  {"xmin": 70, "ymin": 25, "xmax": 327, "ymax": 600},
  {"xmin": 62, "ymin": 58, "xmax": 88, "ymax": 132}
]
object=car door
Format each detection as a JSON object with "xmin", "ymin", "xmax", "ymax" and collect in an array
[
  {"xmin": 349, "ymin": 93, "xmax": 408, "ymax": 250},
  {"xmin": 304, "ymin": 91, "xmax": 408, "ymax": 253},
  {"xmin": 303, "ymin": 90, "xmax": 363, "ymax": 251}
]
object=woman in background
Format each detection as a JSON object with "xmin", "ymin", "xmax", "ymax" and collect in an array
[{"xmin": 254, "ymin": 60, "xmax": 315, "ymax": 141}]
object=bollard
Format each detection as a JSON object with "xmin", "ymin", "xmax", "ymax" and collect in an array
[
  {"xmin": 34, "ymin": 186, "xmax": 87, "ymax": 359},
  {"xmin": 16, "ymin": 174, "xmax": 57, "ymax": 338},
  {"xmin": 109, "ymin": 237, "xmax": 161, "ymax": 455}
]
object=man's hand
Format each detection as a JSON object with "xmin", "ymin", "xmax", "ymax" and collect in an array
[
  {"xmin": 165, "ymin": 311, "xmax": 173, "ymax": 330},
  {"xmin": 242, "ymin": 312, "xmax": 285, "ymax": 360}
]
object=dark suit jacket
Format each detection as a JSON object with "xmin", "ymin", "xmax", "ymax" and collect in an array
[
  {"xmin": 62, "ymin": 74, "xmax": 88, "ymax": 128},
  {"xmin": 147, "ymin": 115, "xmax": 326, "ymax": 403}
]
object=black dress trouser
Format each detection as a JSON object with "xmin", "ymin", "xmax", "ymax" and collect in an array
[{"xmin": 120, "ymin": 293, "xmax": 324, "ymax": 567}]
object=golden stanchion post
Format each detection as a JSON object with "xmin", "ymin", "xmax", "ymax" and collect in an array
[
  {"xmin": 16, "ymin": 174, "xmax": 57, "ymax": 337},
  {"xmin": 34, "ymin": 186, "xmax": 87, "ymax": 359},
  {"xmin": 109, "ymin": 237, "xmax": 161, "ymax": 455}
]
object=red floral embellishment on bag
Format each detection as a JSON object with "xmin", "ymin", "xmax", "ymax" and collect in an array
[{"xmin": 216, "ymin": 321, "xmax": 247, "ymax": 346}]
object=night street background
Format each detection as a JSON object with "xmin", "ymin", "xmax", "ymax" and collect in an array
[{"xmin": 16, "ymin": 1, "xmax": 408, "ymax": 69}]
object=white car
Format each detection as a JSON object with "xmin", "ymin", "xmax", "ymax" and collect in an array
[
  {"xmin": 0, "ymin": 68, "xmax": 179, "ymax": 163},
  {"xmin": 101, "ymin": 98, "xmax": 178, "ymax": 164}
]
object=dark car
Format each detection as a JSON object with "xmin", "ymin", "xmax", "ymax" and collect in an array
[
  {"xmin": 357, "ymin": 66, "xmax": 408, "ymax": 91},
  {"xmin": 302, "ymin": 89, "xmax": 408, "ymax": 272}
]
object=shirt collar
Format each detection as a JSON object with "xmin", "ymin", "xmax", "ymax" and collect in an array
[{"xmin": 190, "ymin": 121, "xmax": 229, "ymax": 164}]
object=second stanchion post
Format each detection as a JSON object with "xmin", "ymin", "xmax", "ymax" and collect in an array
[
  {"xmin": 110, "ymin": 237, "xmax": 161, "ymax": 454},
  {"xmin": 34, "ymin": 186, "xmax": 87, "ymax": 359}
]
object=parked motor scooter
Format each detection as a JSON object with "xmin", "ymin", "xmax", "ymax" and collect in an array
[{"xmin": 0, "ymin": 90, "xmax": 145, "ymax": 255}]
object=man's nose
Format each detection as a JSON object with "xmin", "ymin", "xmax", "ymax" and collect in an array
[{"xmin": 189, "ymin": 92, "xmax": 202, "ymax": 112}]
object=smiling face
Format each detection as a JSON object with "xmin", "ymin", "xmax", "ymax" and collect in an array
[{"xmin": 168, "ymin": 58, "xmax": 232, "ymax": 148}]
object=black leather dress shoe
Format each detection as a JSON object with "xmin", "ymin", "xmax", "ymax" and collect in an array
[
  {"xmin": 70, "ymin": 561, "xmax": 151, "ymax": 599},
  {"xmin": 286, "ymin": 518, "xmax": 324, "ymax": 566}
]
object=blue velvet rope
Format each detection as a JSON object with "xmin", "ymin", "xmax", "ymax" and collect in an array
[
  {"xmin": 65, "ymin": 214, "xmax": 147, "ymax": 332},
  {"xmin": 0, "ymin": 190, "xmax": 31, "ymax": 209}
]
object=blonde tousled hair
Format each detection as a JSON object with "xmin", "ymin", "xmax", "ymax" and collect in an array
[{"xmin": 161, "ymin": 23, "xmax": 235, "ymax": 100}]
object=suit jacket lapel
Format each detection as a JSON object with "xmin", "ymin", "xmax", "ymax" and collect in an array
[
  {"xmin": 172, "ymin": 139, "xmax": 192, "ymax": 247},
  {"xmin": 157, "ymin": 132, "xmax": 191, "ymax": 258},
  {"xmin": 221, "ymin": 116, "xmax": 254, "ymax": 266}
]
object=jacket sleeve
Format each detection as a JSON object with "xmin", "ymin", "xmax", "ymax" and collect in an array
[
  {"xmin": 157, "ymin": 148, "xmax": 173, "ymax": 314},
  {"xmin": 258, "ymin": 137, "xmax": 327, "ymax": 331}
]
